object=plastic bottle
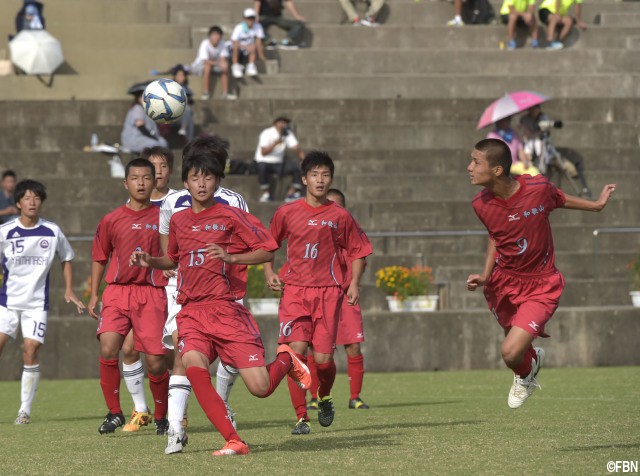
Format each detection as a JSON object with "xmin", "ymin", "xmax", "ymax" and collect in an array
[{"xmin": 91, "ymin": 133, "xmax": 99, "ymax": 148}]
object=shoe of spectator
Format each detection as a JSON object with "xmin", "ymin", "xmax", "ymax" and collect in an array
[
  {"xmin": 447, "ymin": 17, "xmax": 464, "ymax": 26},
  {"xmin": 200, "ymin": 92, "xmax": 210, "ymax": 101},
  {"xmin": 222, "ymin": 93, "xmax": 237, "ymax": 100},
  {"xmin": 546, "ymin": 41, "xmax": 564, "ymax": 50},
  {"xmin": 246, "ymin": 63, "xmax": 258, "ymax": 77},
  {"xmin": 359, "ymin": 16, "xmax": 380, "ymax": 27},
  {"xmin": 259, "ymin": 192, "xmax": 271, "ymax": 202},
  {"xmin": 178, "ymin": 128, "xmax": 187, "ymax": 136},
  {"xmin": 278, "ymin": 38, "xmax": 299, "ymax": 50},
  {"xmin": 232, "ymin": 63, "xmax": 244, "ymax": 79},
  {"xmin": 265, "ymin": 38, "xmax": 278, "ymax": 50},
  {"xmin": 531, "ymin": 39, "xmax": 540, "ymax": 49},
  {"xmin": 351, "ymin": 16, "xmax": 361, "ymax": 26},
  {"xmin": 507, "ymin": 40, "xmax": 517, "ymax": 50},
  {"xmin": 284, "ymin": 191, "xmax": 302, "ymax": 202}
]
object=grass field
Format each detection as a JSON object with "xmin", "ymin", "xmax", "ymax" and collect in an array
[{"xmin": 0, "ymin": 367, "xmax": 638, "ymax": 475}]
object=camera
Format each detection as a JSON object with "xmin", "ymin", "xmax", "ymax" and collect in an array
[
  {"xmin": 538, "ymin": 119, "xmax": 563, "ymax": 131},
  {"xmin": 281, "ymin": 126, "xmax": 292, "ymax": 138}
]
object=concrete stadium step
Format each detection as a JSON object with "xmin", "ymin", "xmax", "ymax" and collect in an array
[{"xmin": 599, "ymin": 12, "xmax": 640, "ymax": 26}]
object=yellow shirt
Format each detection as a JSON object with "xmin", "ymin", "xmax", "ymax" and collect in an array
[
  {"xmin": 500, "ymin": 0, "xmax": 536, "ymax": 15},
  {"xmin": 539, "ymin": 0, "xmax": 583, "ymax": 16}
]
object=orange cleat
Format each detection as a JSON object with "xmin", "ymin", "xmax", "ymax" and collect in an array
[
  {"xmin": 212, "ymin": 439, "xmax": 249, "ymax": 456},
  {"xmin": 122, "ymin": 410, "xmax": 152, "ymax": 432},
  {"xmin": 277, "ymin": 344, "xmax": 311, "ymax": 390}
]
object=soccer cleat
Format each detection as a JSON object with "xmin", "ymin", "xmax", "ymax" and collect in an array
[
  {"xmin": 246, "ymin": 63, "xmax": 258, "ymax": 77},
  {"xmin": 155, "ymin": 418, "xmax": 170, "ymax": 435},
  {"xmin": 546, "ymin": 41, "xmax": 564, "ymax": 50},
  {"xmin": 165, "ymin": 427, "xmax": 189, "ymax": 454},
  {"xmin": 212, "ymin": 439, "xmax": 250, "ymax": 456},
  {"xmin": 317, "ymin": 395, "xmax": 335, "ymax": 427},
  {"xmin": 307, "ymin": 398, "xmax": 318, "ymax": 411},
  {"xmin": 507, "ymin": 347, "xmax": 545, "ymax": 409},
  {"xmin": 98, "ymin": 412, "xmax": 125, "ymax": 434},
  {"xmin": 122, "ymin": 409, "xmax": 152, "ymax": 432},
  {"xmin": 15, "ymin": 411, "xmax": 30, "ymax": 424},
  {"xmin": 226, "ymin": 404, "xmax": 238, "ymax": 430},
  {"xmin": 349, "ymin": 397, "xmax": 370, "ymax": 409},
  {"xmin": 276, "ymin": 344, "xmax": 311, "ymax": 390},
  {"xmin": 291, "ymin": 417, "xmax": 311, "ymax": 435}
]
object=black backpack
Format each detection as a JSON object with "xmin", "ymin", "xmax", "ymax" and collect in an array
[{"xmin": 462, "ymin": 0, "xmax": 495, "ymax": 24}]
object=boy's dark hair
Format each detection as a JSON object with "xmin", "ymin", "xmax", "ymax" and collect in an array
[
  {"xmin": 327, "ymin": 188, "xmax": 346, "ymax": 206},
  {"xmin": 208, "ymin": 25, "xmax": 223, "ymax": 36},
  {"xmin": 2, "ymin": 170, "xmax": 16, "ymax": 180},
  {"xmin": 474, "ymin": 138, "xmax": 512, "ymax": 177},
  {"xmin": 140, "ymin": 146, "xmax": 174, "ymax": 172},
  {"xmin": 301, "ymin": 151, "xmax": 334, "ymax": 177},
  {"xmin": 15, "ymin": 179, "xmax": 47, "ymax": 203},
  {"xmin": 125, "ymin": 158, "xmax": 156, "ymax": 178},
  {"xmin": 181, "ymin": 135, "xmax": 228, "ymax": 181}
]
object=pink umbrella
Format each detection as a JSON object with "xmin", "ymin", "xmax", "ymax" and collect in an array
[{"xmin": 476, "ymin": 91, "xmax": 550, "ymax": 130}]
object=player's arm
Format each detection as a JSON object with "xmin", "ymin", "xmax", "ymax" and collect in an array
[
  {"xmin": 61, "ymin": 261, "xmax": 85, "ymax": 315},
  {"xmin": 346, "ymin": 257, "xmax": 365, "ymax": 306},
  {"xmin": 88, "ymin": 261, "xmax": 107, "ymax": 319},
  {"xmin": 130, "ymin": 251, "xmax": 176, "ymax": 270},
  {"xmin": 467, "ymin": 237, "xmax": 496, "ymax": 291},
  {"xmin": 563, "ymin": 184, "xmax": 616, "ymax": 212},
  {"xmin": 160, "ymin": 233, "xmax": 177, "ymax": 277},
  {"xmin": 206, "ymin": 243, "xmax": 273, "ymax": 265}
]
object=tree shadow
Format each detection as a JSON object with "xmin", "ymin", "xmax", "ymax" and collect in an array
[
  {"xmin": 328, "ymin": 419, "xmax": 483, "ymax": 434},
  {"xmin": 560, "ymin": 442, "xmax": 640, "ymax": 452},
  {"xmin": 373, "ymin": 400, "xmax": 462, "ymax": 409}
]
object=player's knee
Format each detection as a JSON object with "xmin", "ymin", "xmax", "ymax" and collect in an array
[
  {"xmin": 500, "ymin": 343, "xmax": 522, "ymax": 367},
  {"xmin": 146, "ymin": 358, "xmax": 167, "ymax": 376},
  {"xmin": 344, "ymin": 344, "xmax": 361, "ymax": 357},
  {"xmin": 22, "ymin": 347, "xmax": 39, "ymax": 365}
]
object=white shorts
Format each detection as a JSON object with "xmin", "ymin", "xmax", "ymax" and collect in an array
[
  {"xmin": 162, "ymin": 291, "xmax": 181, "ymax": 349},
  {"xmin": 0, "ymin": 306, "xmax": 48, "ymax": 344}
]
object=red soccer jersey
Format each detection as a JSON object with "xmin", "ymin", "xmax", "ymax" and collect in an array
[
  {"xmin": 472, "ymin": 174, "xmax": 566, "ymax": 275},
  {"xmin": 270, "ymin": 199, "xmax": 373, "ymax": 287},
  {"xmin": 167, "ymin": 203, "xmax": 278, "ymax": 304},
  {"xmin": 92, "ymin": 205, "xmax": 167, "ymax": 286}
]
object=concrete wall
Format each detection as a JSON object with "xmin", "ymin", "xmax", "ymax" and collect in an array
[{"xmin": 1, "ymin": 307, "xmax": 638, "ymax": 380}]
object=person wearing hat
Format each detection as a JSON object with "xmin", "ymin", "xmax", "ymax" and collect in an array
[
  {"xmin": 255, "ymin": 116, "xmax": 305, "ymax": 202},
  {"xmin": 120, "ymin": 82, "xmax": 168, "ymax": 153},
  {"xmin": 230, "ymin": 8, "xmax": 266, "ymax": 79}
]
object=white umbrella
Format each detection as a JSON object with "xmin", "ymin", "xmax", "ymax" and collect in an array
[{"xmin": 9, "ymin": 30, "xmax": 64, "ymax": 75}]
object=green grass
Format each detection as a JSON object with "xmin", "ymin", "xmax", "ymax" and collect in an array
[{"xmin": 0, "ymin": 368, "xmax": 638, "ymax": 475}]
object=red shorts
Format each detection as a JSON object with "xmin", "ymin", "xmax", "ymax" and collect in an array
[
  {"xmin": 277, "ymin": 285, "xmax": 343, "ymax": 354},
  {"xmin": 483, "ymin": 267, "xmax": 565, "ymax": 338},
  {"xmin": 176, "ymin": 301, "xmax": 266, "ymax": 369},
  {"xmin": 336, "ymin": 301, "xmax": 365, "ymax": 346},
  {"xmin": 97, "ymin": 284, "xmax": 167, "ymax": 355}
]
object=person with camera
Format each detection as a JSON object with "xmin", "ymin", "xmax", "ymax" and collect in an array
[
  {"xmin": 255, "ymin": 116, "xmax": 305, "ymax": 202},
  {"xmin": 486, "ymin": 116, "xmax": 540, "ymax": 177}
]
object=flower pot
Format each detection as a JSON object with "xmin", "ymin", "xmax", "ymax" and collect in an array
[
  {"xmin": 248, "ymin": 298, "xmax": 280, "ymax": 315},
  {"xmin": 386, "ymin": 295, "xmax": 438, "ymax": 312},
  {"xmin": 630, "ymin": 291, "xmax": 640, "ymax": 308}
]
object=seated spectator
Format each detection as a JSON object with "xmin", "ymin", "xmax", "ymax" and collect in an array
[
  {"xmin": 15, "ymin": 1, "xmax": 45, "ymax": 33},
  {"xmin": 0, "ymin": 170, "xmax": 19, "ymax": 224},
  {"xmin": 339, "ymin": 0, "xmax": 384, "ymax": 26},
  {"xmin": 538, "ymin": 0, "xmax": 587, "ymax": 50},
  {"xmin": 500, "ymin": 0, "xmax": 539, "ymax": 49},
  {"xmin": 486, "ymin": 116, "xmax": 540, "ymax": 176},
  {"xmin": 230, "ymin": 8, "xmax": 267, "ymax": 79},
  {"xmin": 190, "ymin": 26, "xmax": 235, "ymax": 100},
  {"xmin": 120, "ymin": 82, "xmax": 168, "ymax": 154},
  {"xmin": 255, "ymin": 0, "xmax": 306, "ymax": 48},
  {"xmin": 447, "ymin": 0, "xmax": 464, "ymax": 26},
  {"xmin": 255, "ymin": 116, "xmax": 305, "ymax": 202}
]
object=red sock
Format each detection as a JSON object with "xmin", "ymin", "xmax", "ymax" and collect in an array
[
  {"xmin": 148, "ymin": 370, "xmax": 169, "ymax": 420},
  {"xmin": 513, "ymin": 348, "xmax": 534, "ymax": 377},
  {"xmin": 316, "ymin": 360, "xmax": 337, "ymax": 399},
  {"xmin": 99, "ymin": 357, "xmax": 122, "ymax": 414},
  {"xmin": 307, "ymin": 352, "xmax": 319, "ymax": 399},
  {"xmin": 347, "ymin": 354, "xmax": 365, "ymax": 400},
  {"xmin": 287, "ymin": 353, "xmax": 309, "ymax": 420},
  {"xmin": 262, "ymin": 352, "xmax": 292, "ymax": 397},
  {"xmin": 527, "ymin": 345, "xmax": 537, "ymax": 363},
  {"xmin": 186, "ymin": 367, "xmax": 240, "ymax": 442}
]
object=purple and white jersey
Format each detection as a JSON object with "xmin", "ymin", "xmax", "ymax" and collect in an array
[{"xmin": 0, "ymin": 218, "xmax": 74, "ymax": 311}]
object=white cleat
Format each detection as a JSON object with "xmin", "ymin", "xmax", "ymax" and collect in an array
[
  {"xmin": 165, "ymin": 427, "xmax": 189, "ymax": 454},
  {"xmin": 508, "ymin": 348, "xmax": 544, "ymax": 409},
  {"xmin": 15, "ymin": 411, "xmax": 30, "ymax": 424},
  {"xmin": 226, "ymin": 404, "xmax": 238, "ymax": 430}
]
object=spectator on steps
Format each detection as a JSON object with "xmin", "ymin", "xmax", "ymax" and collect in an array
[
  {"xmin": 538, "ymin": 0, "xmax": 587, "ymax": 50},
  {"xmin": 500, "ymin": 0, "xmax": 539, "ymax": 49},
  {"xmin": 190, "ymin": 26, "xmax": 236, "ymax": 101},
  {"xmin": 230, "ymin": 8, "xmax": 267, "ymax": 80},
  {"xmin": 340, "ymin": 0, "xmax": 384, "ymax": 26},
  {"xmin": 447, "ymin": 0, "xmax": 465, "ymax": 26},
  {"xmin": 0, "ymin": 170, "xmax": 19, "ymax": 224},
  {"xmin": 255, "ymin": 0, "xmax": 306, "ymax": 49},
  {"xmin": 486, "ymin": 116, "xmax": 540, "ymax": 176},
  {"xmin": 120, "ymin": 82, "xmax": 168, "ymax": 154},
  {"xmin": 15, "ymin": 1, "xmax": 45, "ymax": 33}
]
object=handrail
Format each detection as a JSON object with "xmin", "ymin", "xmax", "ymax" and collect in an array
[{"xmin": 592, "ymin": 227, "xmax": 640, "ymax": 281}]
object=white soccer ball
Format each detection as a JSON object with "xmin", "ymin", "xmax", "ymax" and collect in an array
[{"xmin": 142, "ymin": 79, "xmax": 187, "ymax": 124}]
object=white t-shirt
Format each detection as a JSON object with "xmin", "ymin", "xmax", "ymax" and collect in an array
[
  {"xmin": 0, "ymin": 218, "xmax": 74, "ymax": 311},
  {"xmin": 255, "ymin": 126, "xmax": 300, "ymax": 164},
  {"xmin": 230, "ymin": 22, "xmax": 265, "ymax": 47},
  {"xmin": 191, "ymin": 38, "xmax": 230, "ymax": 71}
]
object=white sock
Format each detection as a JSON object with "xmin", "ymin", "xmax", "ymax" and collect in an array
[
  {"xmin": 122, "ymin": 361, "xmax": 148, "ymax": 413},
  {"xmin": 168, "ymin": 375, "xmax": 191, "ymax": 433},
  {"xmin": 19, "ymin": 364, "xmax": 40, "ymax": 415},
  {"xmin": 216, "ymin": 362, "xmax": 239, "ymax": 405}
]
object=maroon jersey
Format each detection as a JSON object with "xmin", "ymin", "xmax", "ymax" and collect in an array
[
  {"xmin": 93, "ymin": 205, "xmax": 167, "ymax": 286},
  {"xmin": 167, "ymin": 203, "xmax": 278, "ymax": 305},
  {"xmin": 270, "ymin": 199, "xmax": 373, "ymax": 287},
  {"xmin": 472, "ymin": 174, "xmax": 566, "ymax": 275}
]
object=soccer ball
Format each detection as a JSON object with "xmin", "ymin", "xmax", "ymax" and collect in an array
[{"xmin": 142, "ymin": 79, "xmax": 187, "ymax": 124}]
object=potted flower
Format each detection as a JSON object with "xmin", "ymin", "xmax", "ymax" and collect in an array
[
  {"xmin": 627, "ymin": 254, "xmax": 640, "ymax": 307},
  {"xmin": 246, "ymin": 264, "xmax": 281, "ymax": 315},
  {"xmin": 375, "ymin": 265, "xmax": 438, "ymax": 312}
]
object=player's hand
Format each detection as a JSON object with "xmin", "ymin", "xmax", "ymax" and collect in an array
[
  {"xmin": 130, "ymin": 250, "xmax": 151, "ymax": 267},
  {"xmin": 265, "ymin": 272, "xmax": 283, "ymax": 292},
  {"xmin": 346, "ymin": 282, "xmax": 360, "ymax": 306},
  {"xmin": 466, "ymin": 274, "xmax": 487, "ymax": 292},
  {"xmin": 163, "ymin": 269, "xmax": 177, "ymax": 278},
  {"xmin": 65, "ymin": 290, "xmax": 86, "ymax": 314},
  {"xmin": 206, "ymin": 243, "xmax": 232, "ymax": 263},
  {"xmin": 88, "ymin": 295, "xmax": 100, "ymax": 320},
  {"xmin": 595, "ymin": 184, "xmax": 616, "ymax": 210}
]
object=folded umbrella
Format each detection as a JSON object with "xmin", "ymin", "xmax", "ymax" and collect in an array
[
  {"xmin": 9, "ymin": 29, "xmax": 64, "ymax": 75},
  {"xmin": 476, "ymin": 91, "xmax": 549, "ymax": 130}
]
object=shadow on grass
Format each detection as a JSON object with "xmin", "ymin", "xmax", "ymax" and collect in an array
[
  {"xmin": 47, "ymin": 414, "xmax": 106, "ymax": 423},
  {"xmin": 560, "ymin": 442, "xmax": 640, "ymax": 452},
  {"xmin": 328, "ymin": 419, "xmax": 483, "ymax": 434},
  {"xmin": 373, "ymin": 401, "xmax": 462, "ymax": 409},
  {"xmin": 185, "ymin": 419, "xmax": 294, "ymax": 434}
]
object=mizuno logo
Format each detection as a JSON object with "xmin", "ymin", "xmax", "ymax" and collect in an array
[
  {"xmin": 508, "ymin": 213, "xmax": 520, "ymax": 222},
  {"xmin": 132, "ymin": 223, "xmax": 142, "ymax": 230},
  {"xmin": 308, "ymin": 220, "xmax": 318, "ymax": 226},
  {"xmin": 192, "ymin": 226, "xmax": 200, "ymax": 232},
  {"xmin": 529, "ymin": 321, "xmax": 539, "ymax": 331},
  {"xmin": 248, "ymin": 354, "xmax": 259, "ymax": 362}
]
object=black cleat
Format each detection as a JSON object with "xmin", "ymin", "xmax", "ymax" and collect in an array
[
  {"xmin": 291, "ymin": 418, "xmax": 311, "ymax": 435},
  {"xmin": 99, "ymin": 412, "xmax": 125, "ymax": 434},
  {"xmin": 349, "ymin": 397, "xmax": 370, "ymax": 409},
  {"xmin": 306, "ymin": 398, "xmax": 318, "ymax": 411},
  {"xmin": 317, "ymin": 396, "xmax": 335, "ymax": 427},
  {"xmin": 155, "ymin": 418, "xmax": 169, "ymax": 436}
]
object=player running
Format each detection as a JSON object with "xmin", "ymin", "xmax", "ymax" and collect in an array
[
  {"xmin": 466, "ymin": 139, "xmax": 616, "ymax": 408},
  {"xmin": 0, "ymin": 179, "xmax": 85, "ymax": 424},
  {"xmin": 264, "ymin": 152, "xmax": 373, "ymax": 435}
]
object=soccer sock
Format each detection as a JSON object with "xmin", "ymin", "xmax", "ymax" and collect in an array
[
  {"xmin": 99, "ymin": 357, "xmax": 122, "ymax": 414},
  {"xmin": 316, "ymin": 360, "xmax": 337, "ymax": 399},
  {"xmin": 527, "ymin": 345, "xmax": 537, "ymax": 363},
  {"xmin": 287, "ymin": 376, "xmax": 309, "ymax": 421},
  {"xmin": 168, "ymin": 375, "xmax": 191, "ymax": 433},
  {"xmin": 215, "ymin": 362, "xmax": 239, "ymax": 405},
  {"xmin": 513, "ymin": 350, "xmax": 533, "ymax": 378},
  {"xmin": 148, "ymin": 370, "xmax": 170, "ymax": 421},
  {"xmin": 122, "ymin": 360, "xmax": 148, "ymax": 413},
  {"xmin": 186, "ymin": 367, "xmax": 240, "ymax": 442},
  {"xmin": 307, "ymin": 352, "xmax": 319, "ymax": 400},
  {"xmin": 19, "ymin": 364, "xmax": 40, "ymax": 415},
  {"xmin": 347, "ymin": 354, "xmax": 365, "ymax": 400},
  {"xmin": 262, "ymin": 351, "xmax": 293, "ymax": 397}
]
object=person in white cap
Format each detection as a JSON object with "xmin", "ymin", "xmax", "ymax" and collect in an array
[{"xmin": 230, "ymin": 8, "xmax": 266, "ymax": 79}]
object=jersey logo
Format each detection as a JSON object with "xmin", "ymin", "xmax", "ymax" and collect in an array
[
  {"xmin": 39, "ymin": 239, "xmax": 50, "ymax": 249},
  {"xmin": 308, "ymin": 219, "xmax": 318, "ymax": 226},
  {"xmin": 191, "ymin": 225, "xmax": 200, "ymax": 232},
  {"xmin": 131, "ymin": 223, "xmax": 142, "ymax": 230},
  {"xmin": 523, "ymin": 204, "xmax": 545, "ymax": 218},
  {"xmin": 320, "ymin": 220, "xmax": 338, "ymax": 229},
  {"xmin": 508, "ymin": 213, "xmax": 520, "ymax": 222},
  {"xmin": 145, "ymin": 224, "xmax": 158, "ymax": 231},
  {"xmin": 178, "ymin": 339, "xmax": 185, "ymax": 353},
  {"xmin": 11, "ymin": 231, "xmax": 21, "ymax": 238},
  {"xmin": 248, "ymin": 354, "xmax": 259, "ymax": 362},
  {"xmin": 529, "ymin": 321, "xmax": 540, "ymax": 331}
]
